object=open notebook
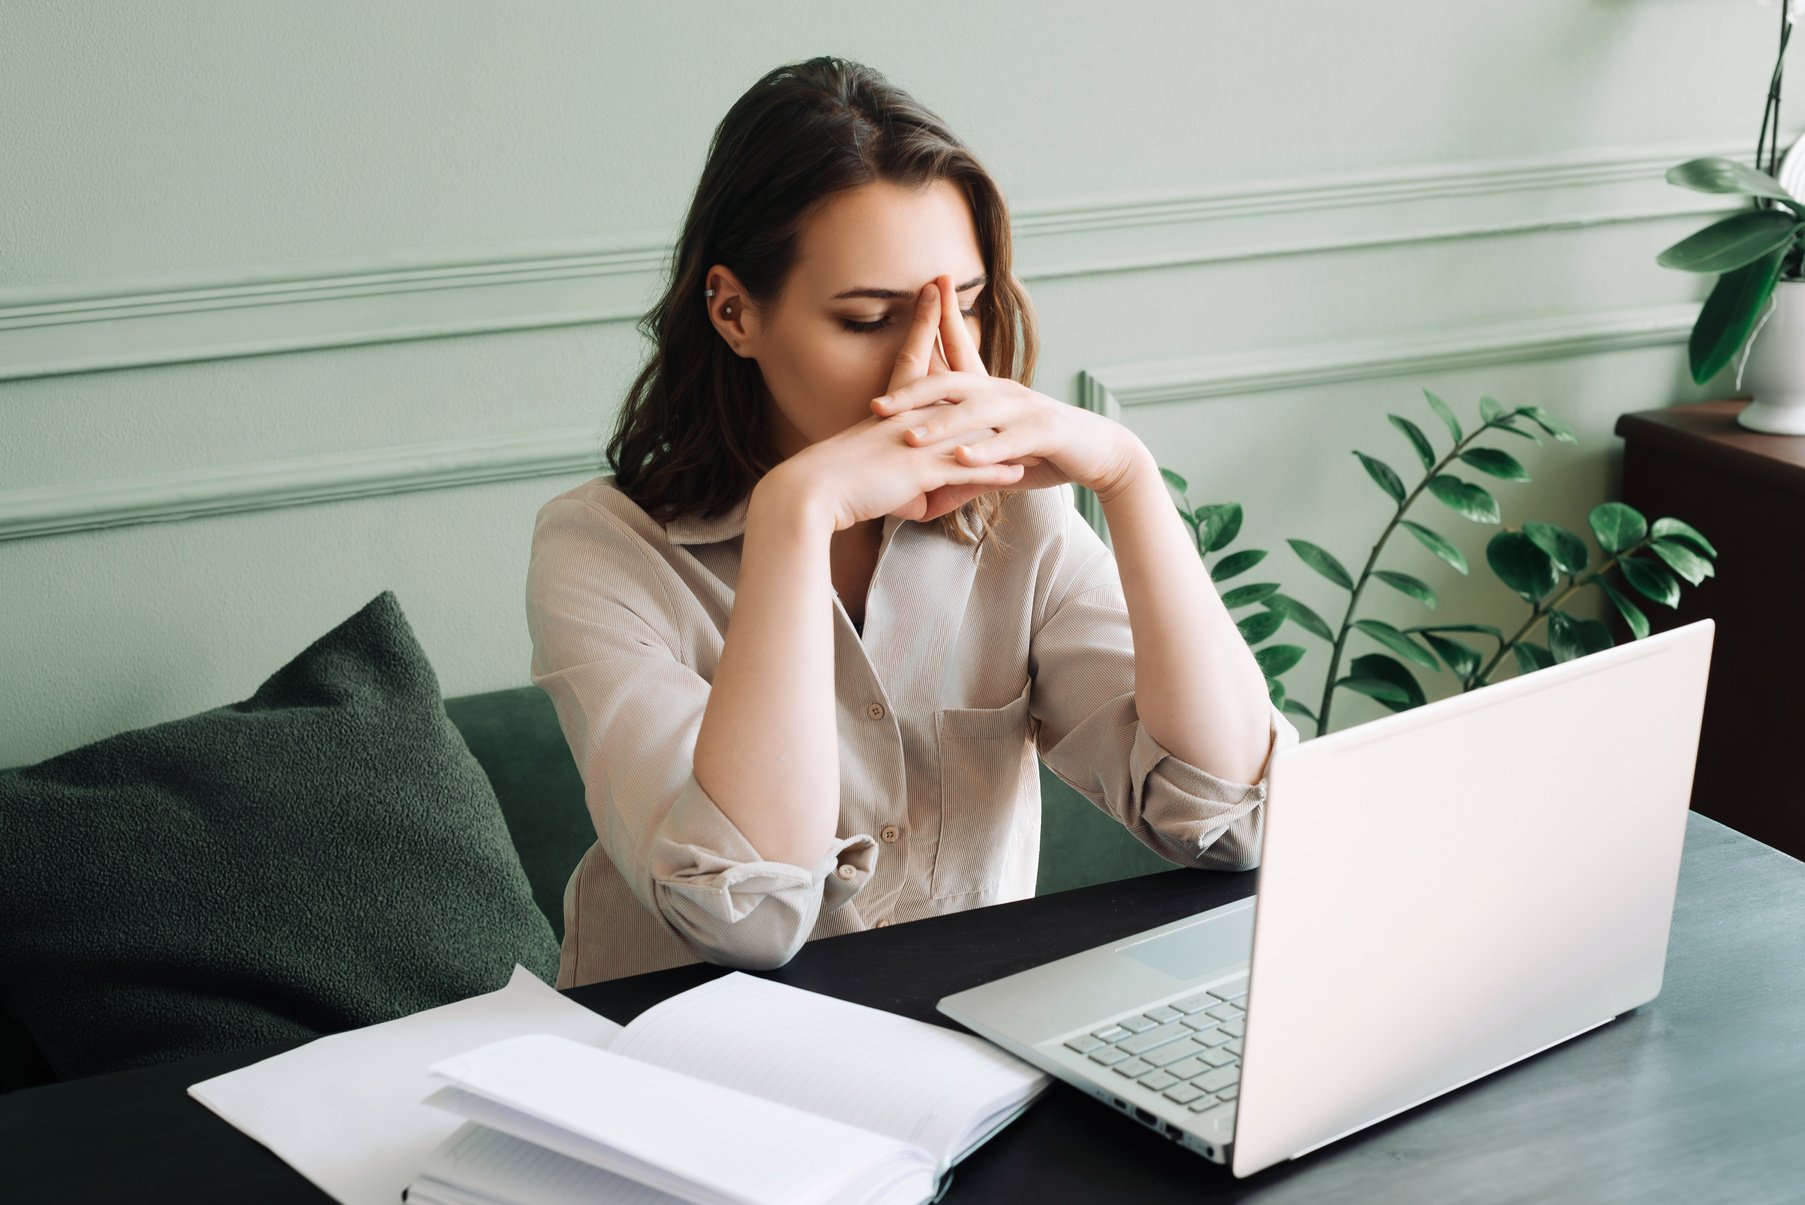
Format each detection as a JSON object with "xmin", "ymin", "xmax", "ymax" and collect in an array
[{"xmin": 404, "ymin": 971, "xmax": 1051, "ymax": 1205}]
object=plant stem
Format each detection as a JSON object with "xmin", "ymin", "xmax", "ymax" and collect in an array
[
  {"xmin": 1470, "ymin": 551, "xmax": 1628, "ymax": 687},
  {"xmin": 1315, "ymin": 419, "xmax": 1506, "ymax": 733},
  {"xmin": 1758, "ymin": 6, "xmax": 1792, "ymax": 178}
]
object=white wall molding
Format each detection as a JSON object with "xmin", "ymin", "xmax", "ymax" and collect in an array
[
  {"xmin": 0, "ymin": 299, "xmax": 1698, "ymax": 543},
  {"xmin": 0, "ymin": 426, "xmax": 608, "ymax": 542},
  {"xmin": 0, "ymin": 295, "xmax": 1689, "ymax": 541},
  {"xmin": 1079, "ymin": 301, "xmax": 1698, "ymax": 406},
  {"xmin": 0, "ymin": 139, "xmax": 1756, "ymax": 381},
  {"xmin": 1069, "ymin": 300, "xmax": 1698, "ymax": 535}
]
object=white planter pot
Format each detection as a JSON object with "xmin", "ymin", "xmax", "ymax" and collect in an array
[{"xmin": 1738, "ymin": 278, "xmax": 1805, "ymax": 434}]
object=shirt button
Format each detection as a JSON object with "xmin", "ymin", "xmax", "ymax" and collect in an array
[
  {"xmin": 880, "ymin": 825, "xmax": 900, "ymax": 843},
  {"xmin": 835, "ymin": 863, "xmax": 858, "ymax": 880},
  {"xmin": 875, "ymin": 918, "xmax": 892, "ymax": 928},
  {"xmin": 865, "ymin": 702, "xmax": 886, "ymax": 721}
]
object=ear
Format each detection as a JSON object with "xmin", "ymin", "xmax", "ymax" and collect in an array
[{"xmin": 703, "ymin": 264, "xmax": 758, "ymax": 357}]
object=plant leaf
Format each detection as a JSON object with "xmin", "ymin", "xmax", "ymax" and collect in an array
[
  {"xmin": 1665, "ymin": 156, "xmax": 1800, "ymax": 204},
  {"xmin": 1288, "ymin": 538, "xmax": 1354, "ymax": 589},
  {"xmin": 1619, "ymin": 556, "xmax": 1681, "ymax": 608},
  {"xmin": 1459, "ymin": 447, "xmax": 1530, "ymax": 481},
  {"xmin": 1388, "ymin": 414, "xmax": 1436, "ymax": 471},
  {"xmin": 1522, "ymin": 520, "xmax": 1589, "ymax": 574},
  {"xmin": 1411, "ymin": 622, "xmax": 1505, "ymax": 640},
  {"xmin": 1237, "ymin": 609, "xmax": 1286, "ymax": 645},
  {"xmin": 1354, "ymin": 451, "xmax": 1406, "ymax": 504},
  {"xmin": 1352, "ymin": 618, "xmax": 1441, "ymax": 671},
  {"xmin": 1421, "ymin": 633, "xmax": 1482, "ymax": 683},
  {"xmin": 1515, "ymin": 405, "xmax": 1578, "ymax": 444},
  {"xmin": 1480, "ymin": 396, "xmax": 1505, "ymax": 423},
  {"xmin": 1648, "ymin": 538, "xmax": 1715, "ymax": 586},
  {"xmin": 1493, "ymin": 420, "xmax": 1543, "ymax": 444},
  {"xmin": 1280, "ymin": 698, "xmax": 1319, "ymax": 724},
  {"xmin": 1400, "ymin": 519, "xmax": 1470, "ymax": 574},
  {"xmin": 1219, "ymin": 581, "xmax": 1282, "ymax": 609},
  {"xmin": 1194, "ymin": 503, "xmax": 1245, "ymax": 554},
  {"xmin": 1689, "ymin": 245, "xmax": 1788, "ymax": 384},
  {"xmin": 1424, "ymin": 389, "xmax": 1462, "ymax": 443},
  {"xmin": 1210, "ymin": 548, "xmax": 1266, "ymax": 582},
  {"xmin": 1374, "ymin": 569, "xmax": 1438, "ymax": 608},
  {"xmin": 1267, "ymin": 675, "xmax": 1287, "ymax": 708},
  {"xmin": 1264, "ymin": 593, "xmax": 1335, "ymax": 643},
  {"xmin": 1658, "ymin": 209, "xmax": 1804, "ymax": 273},
  {"xmin": 1427, "ymin": 474, "xmax": 1502, "ymax": 524},
  {"xmin": 1514, "ymin": 641, "xmax": 1555, "ymax": 675},
  {"xmin": 1650, "ymin": 516, "xmax": 1717, "ymax": 558},
  {"xmin": 1588, "ymin": 501, "xmax": 1648, "ymax": 554},
  {"xmin": 1486, "ymin": 530, "xmax": 1559, "ymax": 603},
  {"xmin": 1599, "ymin": 580, "xmax": 1650, "ymax": 639},
  {"xmin": 1159, "ymin": 466, "xmax": 1189, "ymax": 495},
  {"xmin": 1256, "ymin": 643, "xmax": 1306, "ymax": 677},
  {"xmin": 1547, "ymin": 609, "xmax": 1615, "ymax": 663},
  {"xmin": 1338, "ymin": 675, "xmax": 1411, "ymax": 707},
  {"xmin": 1348, "ymin": 652, "xmax": 1427, "ymax": 711}
]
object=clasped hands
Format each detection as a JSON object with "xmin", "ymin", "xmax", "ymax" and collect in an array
[{"xmin": 870, "ymin": 274, "xmax": 1146, "ymax": 524}]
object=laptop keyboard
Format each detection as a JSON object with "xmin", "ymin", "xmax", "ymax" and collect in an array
[{"xmin": 1060, "ymin": 974, "xmax": 1247, "ymax": 1125}]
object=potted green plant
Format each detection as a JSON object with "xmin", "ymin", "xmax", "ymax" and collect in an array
[
  {"xmin": 1658, "ymin": 1, "xmax": 1805, "ymax": 431},
  {"xmin": 1165, "ymin": 391, "xmax": 1718, "ymax": 736}
]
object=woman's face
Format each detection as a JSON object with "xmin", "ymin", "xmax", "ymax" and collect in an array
[{"xmin": 710, "ymin": 178, "xmax": 989, "ymax": 461}]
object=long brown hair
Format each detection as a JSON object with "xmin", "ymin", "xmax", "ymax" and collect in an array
[{"xmin": 605, "ymin": 55, "xmax": 1039, "ymax": 550}]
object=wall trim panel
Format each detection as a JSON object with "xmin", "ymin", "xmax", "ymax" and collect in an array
[
  {"xmin": 0, "ymin": 140, "xmax": 1747, "ymax": 381},
  {"xmin": 1068, "ymin": 301, "xmax": 1699, "ymax": 537},
  {"xmin": 0, "ymin": 426, "xmax": 608, "ymax": 542},
  {"xmin": 2, "ymin": 301, "xmax": 1698, "ymax": 542},
  {"xmin": 1082, "ymin": 302, "xmax": 1698, "ymax": 406}
]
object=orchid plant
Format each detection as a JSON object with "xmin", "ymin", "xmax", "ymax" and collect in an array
[{"xmin": 1659, "ymin": 0, "xmax": 1804, "ymax": 383}]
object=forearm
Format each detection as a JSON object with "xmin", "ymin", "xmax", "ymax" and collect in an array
[
  {"xmin": 691, "ymin": 475, "xmax": 840, "ymax": 867},
  {"xmin": 1098, "ymin": 443, "xmax": 1274, "ymax": 785}
]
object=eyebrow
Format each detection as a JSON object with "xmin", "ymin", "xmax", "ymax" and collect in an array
[{"xmin": 830, "ymin": 273, "xmax": 988, "ymax": 301}]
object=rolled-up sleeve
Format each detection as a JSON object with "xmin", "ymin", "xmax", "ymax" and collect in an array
[
  {"xmin": 1027, "ymin": 487, "xmax": 1302, "ymax": 872},
  {"xmin": 525, "ymin": 496, "xmax": 877, "ymax": 970}
]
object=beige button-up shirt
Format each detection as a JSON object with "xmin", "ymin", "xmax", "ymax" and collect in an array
[{"xmin": 525, "ymin": 474, "xmax": 1300, "ymax": 988}]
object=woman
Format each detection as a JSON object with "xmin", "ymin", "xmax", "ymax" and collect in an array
[{"xmin": 526, "ymin": 56, "xmax": 1298, "ymax": 989}]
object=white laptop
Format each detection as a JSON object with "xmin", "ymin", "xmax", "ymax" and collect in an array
[{"xmin": 938, "ymin": 617, "xmax": 1714, "ymax": 1177}]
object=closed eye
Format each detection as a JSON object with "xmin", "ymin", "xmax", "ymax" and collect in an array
[{"xmin": 843, "ymin": 308, "xmax": 977, "ymax": 334}]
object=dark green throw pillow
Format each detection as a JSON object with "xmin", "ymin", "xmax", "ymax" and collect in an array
[{"xmin": 0, "ymin": 590, "xmax": 560, "ymax": 1083}]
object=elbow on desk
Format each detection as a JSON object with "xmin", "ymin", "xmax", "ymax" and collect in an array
[
  {"xmin": 1145, "ymin": 814, "xmax": 1263, "ymax": 874},
  {"xmin": 649, "ymin": 879, "xmax": 812, "ymax": 972},
  {"xmin": 1199, "ymin": 816, "xmax": 1264, "ymax": 872},
  {"xmin": 672, "ymin": 924, "xmax": 806, "ymax": 973}
]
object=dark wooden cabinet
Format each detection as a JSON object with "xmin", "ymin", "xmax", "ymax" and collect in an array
[{"xmin": 1615, "ymin": 399, "xmax": 1804, "ymax": 861}]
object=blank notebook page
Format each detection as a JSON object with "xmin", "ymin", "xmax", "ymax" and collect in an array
[
  {"xmin": 608, "ymin": 972, "xmax": 1048, "ymax": 1168},
  {"xmin": 412, "ymin": 1121, "xmax": 691, "ymax": 1205},
  {"xmin": 425, "ymin": 1034, "xmax": 919, "ymax": 1205}
]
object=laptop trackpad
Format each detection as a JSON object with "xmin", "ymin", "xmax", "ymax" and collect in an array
[{"xmin": 1116, "ymin": 903, "xmax": 1255, "ymax": 981}]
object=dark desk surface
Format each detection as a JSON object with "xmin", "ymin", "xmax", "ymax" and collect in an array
[{"xmin": 5, "ymin": 811, "xmax": 1802, "ymax": 1204}]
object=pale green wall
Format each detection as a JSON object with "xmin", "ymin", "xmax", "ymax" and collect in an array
[{"xmin": 1, "ymin": 0, "xmax": 1792, "ymax": 768}]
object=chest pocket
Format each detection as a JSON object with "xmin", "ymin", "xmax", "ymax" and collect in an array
[{"xmin": 931, "ymin": 681, "xmax": 1037, "ymax": 899}]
